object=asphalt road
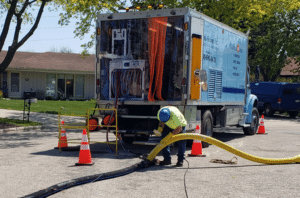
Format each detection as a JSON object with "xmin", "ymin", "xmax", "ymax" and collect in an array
[{"xmin": 0, "ymin": 113, "xmax": 300, "ymax": 198}]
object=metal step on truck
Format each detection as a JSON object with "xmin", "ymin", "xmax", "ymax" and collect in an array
[{"xmin": 93, "ymin": 7, "xmax": 259, "ymax": 147}]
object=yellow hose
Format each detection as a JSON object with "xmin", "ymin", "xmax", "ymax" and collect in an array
[{"xmin": 147, "ymin": 133, "xmax": 300, "ymax": 164}]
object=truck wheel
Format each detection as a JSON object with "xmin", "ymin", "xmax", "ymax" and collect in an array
[
  {"xmin": 201, "ymin": 110, "xmax": 213, "ymax": 148},
  {"xmin": 288, "ymin": 111, "xmax": 299, "ymax": 118},
  {"xmin": 243, "ymin": 107, "xmax": 259, "ymax": 135},
  {"xmin": 264, "ymin": 104, "xmax": 274, "ymax": 117}
]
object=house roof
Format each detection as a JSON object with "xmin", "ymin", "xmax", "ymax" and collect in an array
[
  {"xmin": 0, "ymin": 51, "xmax": 95, "ymax": 73},
  {"xmin": 280, "ymin": 57, "xmax": 300, "ymax": 76}
]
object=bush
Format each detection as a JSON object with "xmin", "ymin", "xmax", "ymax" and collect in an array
[
  {"xmin": 36, "ymin": 89, "xmax": 46, "ymax": 100},
  {"xmin": 45, "ymin": 96, "xmax": 54, "ymax": 100}
]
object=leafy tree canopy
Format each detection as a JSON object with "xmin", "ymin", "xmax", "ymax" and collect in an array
[
  {"xmin": 53, "ymin": 0, "xmax": 125, "ymax": 55},
  {"xmin": 1, "ymin": 0, "xmax": 300, "ymax": 76},
  {"xmin": 249, "ymin": 9, "xmax": 300, "ymax": 81},
  {"xmin": 53, "ymin": 0, "xmax": 300, "ymax": 55}
]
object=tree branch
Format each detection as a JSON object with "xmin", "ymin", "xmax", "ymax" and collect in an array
[
  {"xmin": 28, "ymin": 0, "xmax": 38, "ymax": 5},
  {"xmin": 0, "ymin": 0, "xmax": 48, "ymax": 74},
  {"xmin": 16, "ymin": 0, "xmax": 29, "ymax": 17},
  {"xmin": 0, "ymin": 0, "xmax": 18, "ymax": 52},
  {"xmin": 16, "ymin": 0, "xmax": 47, "ymax": 49}
]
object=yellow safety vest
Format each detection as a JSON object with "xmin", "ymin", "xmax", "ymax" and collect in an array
[{"xmin": 157, "ymin": 106, "xmax": 187, "ymax": 129}]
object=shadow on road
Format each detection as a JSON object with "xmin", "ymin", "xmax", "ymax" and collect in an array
[
  {"xmin": 30, "ymin": 141, "xmax": 160, "ymax": 160},
  {"xmin": 0, "ymin": 130, "xmax": 56, "ymax": 149},
  {"xmin": 264, "ymin": 114, "xmax": 300, "ymax": 123},
  {"xmin": 29, "ymin": 127, "xmax": 251, "ymax": 159},
  {"xmin": 212, "ymin": 127, "xmax": 247, "ymax": 143}
]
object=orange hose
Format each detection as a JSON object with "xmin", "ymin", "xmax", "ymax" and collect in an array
[
  {"xmin": 154, "ymin": 17, "xmax": 167, "ymax": 101},
  {"xmin": 147, "ymin": 17, "xmax": 168, "ymax": 101}
]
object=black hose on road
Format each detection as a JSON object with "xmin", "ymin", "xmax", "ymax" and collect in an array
[{"xmin": 23, "ymin": 160, "xmax": 152, "ymax": 198}]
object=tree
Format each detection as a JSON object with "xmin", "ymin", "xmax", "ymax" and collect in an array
[
  {"xmin": 54, "ymin": 0, "xmax": 124, "ymax": 56},
  {"xmin": 53, "ymin": 0, "xmax": 300, "ymax": 57},
  {"xmin": 0, "ymin": 0, "xmax": 51, "ymax": 73},
  {"xmin": 249, "ymin": 9, "xmax": 300, "ymax": 81},
  {"xmin": 132, "ymin": 0, "xmax": 300, "ymax": 32}
]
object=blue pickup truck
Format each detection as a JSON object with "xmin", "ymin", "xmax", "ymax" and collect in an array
[{"xmin": 250, "ymin": 82, "xmax": 300, "ymax": 117}]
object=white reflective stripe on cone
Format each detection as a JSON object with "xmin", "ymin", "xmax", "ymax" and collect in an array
[
  {"xmin": 80, "ymin": 144, "xmax": 90, "ymax": 150},
  {"xmin": 194, "ymin": 139, "xmax": 201, "ymax": 143},
  {"xmin": 61, "ymin": 132, "xmax": 66, "ymax": 137},
  {"xmin": 82, "ymin": 135, "xmax": 88, "ymax": 143}
]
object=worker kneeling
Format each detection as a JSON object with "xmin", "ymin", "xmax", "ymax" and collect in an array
[{"xmin": 154, "ymin": 106, "xmax": 187, "ymax": 167}]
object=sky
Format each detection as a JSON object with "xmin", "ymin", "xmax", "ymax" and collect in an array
[{"xmin": 1, "ymin": 2, "xmax": 131, "ymax": 54}]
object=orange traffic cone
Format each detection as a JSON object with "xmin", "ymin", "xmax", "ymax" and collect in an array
[
  {"xmin": 257, "ymin": 115, "xmax": 266, "ymax": 134},
  {"xmin": 57, "ymin": 120, "xmax": 68, "ymax": 148},
  {"xmin": 75, "ymin": 129, "xmax": 94, "ymax": 166},
  {"xmin": 188, "ymin": 124, "xmax": 206, "ymax": 157}
]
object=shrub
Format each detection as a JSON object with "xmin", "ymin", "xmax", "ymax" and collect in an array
[{"xmin": 0, "ymin": 90, "xmax": 3, "ymax": 100}]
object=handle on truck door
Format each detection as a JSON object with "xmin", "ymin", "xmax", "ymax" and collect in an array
[{"xmin": 194, "ymin": 69, "xmax": 200, "ymax": 77}]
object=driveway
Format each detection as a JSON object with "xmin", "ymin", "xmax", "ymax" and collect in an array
[{"xmin": 0, "ymin": 112, "xmax": 299, "ymax": 198}]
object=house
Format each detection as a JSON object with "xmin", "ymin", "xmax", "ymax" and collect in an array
[
  {"xmin": 280, "ymin": 57, "xmax": 300, "ymax": 82},
  {"xmin": 0, "ymin": 51, "xmax": 95, "ymax": 99}
]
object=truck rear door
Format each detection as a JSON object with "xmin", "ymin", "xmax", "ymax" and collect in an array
[{"xmin": 189, "ymin": 17, "xmax": 204, "ymax": 100}]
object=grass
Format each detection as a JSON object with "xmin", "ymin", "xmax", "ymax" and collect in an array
[
  {"xmin": 0, "ymin": 99, "xmax": 97, "ymax": 116},
  {"xmin": 0, "ymin": 118, "xmax": 42, "ymax": 127}
]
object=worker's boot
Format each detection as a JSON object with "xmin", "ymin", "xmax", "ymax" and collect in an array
[
  {"xmin": 175, "ymin": 161, "xmax": 183, "ymax": 167},
  {"xmin": 159, "ymin": 159, "xmax": 171, "ymax": 165}
]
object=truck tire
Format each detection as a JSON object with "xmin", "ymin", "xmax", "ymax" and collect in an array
[
  {"xmin": 243, "ymin": 107, "xmax": 259, "ymax": 135},
  {"xmin": 201, "ymin": 110, "xmax": 213, "ymax": 148},
  {"xmin": 264, "ymin": 104, "xmax": 274, "ymax": 117},
  {"xmin": 288, "ymin": 111, "xmax": 299, "ymax": 118}
]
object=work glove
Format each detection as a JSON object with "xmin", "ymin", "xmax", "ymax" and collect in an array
[{"xmin": 153, "ymin": 129, "xmax": 162, "ymax": 137}]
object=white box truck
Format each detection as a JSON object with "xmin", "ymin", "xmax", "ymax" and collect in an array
[{"xmin": 94, "ymin": 7, "xmax": 259, "ymax": 147}]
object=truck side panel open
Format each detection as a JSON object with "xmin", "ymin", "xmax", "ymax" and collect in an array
[{"xmin": 98, "ymin": 16, "xmax": 185, "ymax": 102}]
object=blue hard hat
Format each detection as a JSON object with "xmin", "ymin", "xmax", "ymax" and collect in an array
[{"xmin": 159, "ymin": 108, "xmax": 170, "ymax": 122}]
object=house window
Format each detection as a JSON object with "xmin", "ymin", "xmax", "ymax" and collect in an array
[
  {"xmin": 75, "ymin": 75, "xmax": 84, "ymax": 98},
  {"xmin": 46, "ymin": 74, "xmax": 56, "ymax": 97},
  {"xmin": 11, "ymin": 73, "xmax": 19, "ymax": 92}
]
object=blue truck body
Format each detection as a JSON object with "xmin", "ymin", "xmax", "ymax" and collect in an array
[
  {"xmin": 250, "ymin": 82, "xmax": 300, "ymax": 117},
  {"xmin": 201, "ymin": 21, "xmax": 247, "ymax": 104}
]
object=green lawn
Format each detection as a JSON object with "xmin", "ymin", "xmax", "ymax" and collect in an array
[
  {"xmin": 0, "ymin": 118, "xmax": 42, "ymax": 127},
  {"xmin": 0, "ymin": 99, "xmax": 97, "ymax": 116}
]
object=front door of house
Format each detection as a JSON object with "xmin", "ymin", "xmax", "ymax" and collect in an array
[
  {"xmin": 10, "ymin": 72, "xmax": 21, "ymax": 98},
  {"xmin": 57, "ymin": 74, "xmax": 74, "ymax": 99}
]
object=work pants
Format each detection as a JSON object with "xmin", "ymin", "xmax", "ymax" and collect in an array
[{"xmin": 161, "ymin": 125, "xmax": 186, "ymax": 162}]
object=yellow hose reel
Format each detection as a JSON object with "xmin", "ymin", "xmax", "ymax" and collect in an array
[{"xmin": 147, "ymin": 133, "xmax": 300, "ymax": 164}]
